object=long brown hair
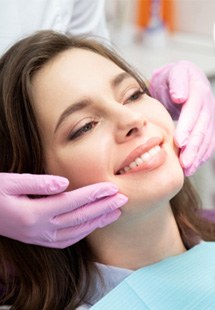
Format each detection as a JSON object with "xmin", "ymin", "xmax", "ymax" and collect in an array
[{"xmin": 0, "ymin": 31, "xmax": 214, "ymax": 309}]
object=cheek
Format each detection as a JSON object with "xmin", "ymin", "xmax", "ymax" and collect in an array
[
  {"xmin": 157, "ymin": 114, "xmax": 175, "ymax": 134},
  {"xmin": 45, "ymin": 142, "xmax": 110, "ymax": 191},
  {"xmin": 147, "ymin": 99, "xmax": 175, "ymax": 132}
]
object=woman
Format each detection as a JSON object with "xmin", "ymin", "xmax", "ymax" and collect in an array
[
  {"xmin": 1, "ymin": 0, "xmax": 215, "ymax": 251},
  {"xmin": 0, "ymin": 31, "xmax": 215, "ymax": 309}
]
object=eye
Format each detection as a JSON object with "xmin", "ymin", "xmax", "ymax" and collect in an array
[
  {"xmin": 125, "ymin": 89, "xmax": 144, "ymax": 104},
  {"xmin": 69, "ymin": 121, "xmax": 97, "ymax": 140}
]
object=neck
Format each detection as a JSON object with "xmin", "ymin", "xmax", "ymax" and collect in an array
[{"xmin": 86, "ymin": 203, "xmax": 186, "ymax": 270}]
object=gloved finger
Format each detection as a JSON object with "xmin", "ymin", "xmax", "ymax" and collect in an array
[
  {"xmin": 38, "ymin": 209, "xmax": 121, "ymax": 248},
  {"xmin": 200, "ymin": 122, "xmax": 215, "ymax": 164},
  {"xmin": 149, "ymin": 64, "xmax": 185, "ymax": 120},
  {"xmin": 159, "ymin": 84, "xmax": 182, "ymax": 120},
  {"xmin": 183, "ymin": 113, "xmax": 215, "ymax": 176},
  {"xmin": 1, "ymin": 173, "xmax": 69, "ymax": 196},
  {"xmin": 53, "ymin": 209, "xmax": 122, "ymax": 246},
  {"xmin": 30, "ymin": 182, "xmax": 120, "ymax": 216},
  {"xmin": 178, "ymin": 110, "xmax": 209, "ymax": 170},
  {"xmin": 52, "ymin": 193, "xmax": 128, "ymax": 228},
  {"xmin": 156, "ymin": 80, "xmax": 172, "ymax": 103},
  {"xmin": 174, "ymin": 90, "xmax": 203, "ymax": 147},
  {"xmin": 149, "ymin": 64, "xmax": 171, "ymax": 99},
  {"xmin": 168, "ymin": 62, "xmax": 189, "ymax": 103}
]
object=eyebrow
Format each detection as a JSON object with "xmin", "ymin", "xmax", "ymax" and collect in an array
[
  {"xmin": 111, "ymin": 72, "xmax": 132, "ymax": 89},
  {"xmin": 54, "ymin": 71, "xmax": 133, "ymax": 133},
  {"xmin": 54, "ymin": 100, "xmax": 90, "ymax": 133}
]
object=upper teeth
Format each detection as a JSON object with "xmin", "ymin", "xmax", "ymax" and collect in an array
[{"xmin": 118, "ymin": 145, "xmax": 161, "ymax": 175}]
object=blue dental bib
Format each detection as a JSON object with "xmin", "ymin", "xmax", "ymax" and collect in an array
[{"xmin": 92, "ymin": 242, "xmax": 215, "ymax": 309}]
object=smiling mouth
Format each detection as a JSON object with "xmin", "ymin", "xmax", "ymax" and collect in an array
[{"xmin": 116, "ymin": 144, "xmax": 162, "ymax": 175}]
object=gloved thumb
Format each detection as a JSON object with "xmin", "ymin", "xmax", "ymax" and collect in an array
[{"xmin": 1, "ymin": 173, "xmax": 69, "ymax": 196}]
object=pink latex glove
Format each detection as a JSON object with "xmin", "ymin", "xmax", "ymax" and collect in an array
[
  {"xmin": 149, "ymin": 60, "xmax": 215, "ymax": 176},
  {"xmin": 0, "ymin": 173, "xmax": 127, "ymax": 248}
]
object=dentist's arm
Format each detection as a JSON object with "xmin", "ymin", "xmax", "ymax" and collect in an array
[
  {"xmin": 149, "ymin": 60, "xmax": 215, "ymax": 176},
  {"xmin": 0, "ymin": 173, "xmax": 127, "ymax": 248}
]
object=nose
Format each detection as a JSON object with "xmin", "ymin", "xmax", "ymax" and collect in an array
[{"xmin": 114, "ymin": 106, "xmax": 146, "ymax": 143}]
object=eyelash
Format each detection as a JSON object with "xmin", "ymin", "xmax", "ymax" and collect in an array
[
  {"xmin": 69, "ymin": 121, "xmax": 97, "ymax": 140},
  {"xmin": 69, "ymin": 89, "xmax": 145, "ymax": 140},
  {"xmin": 125, "ymin": 89, "xmax": 144, "ymax": 104}
]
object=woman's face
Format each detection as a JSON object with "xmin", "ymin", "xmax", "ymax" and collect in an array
[{"xmin": 31, "ymin": 48, "xmax": 184, "ymax": 210}]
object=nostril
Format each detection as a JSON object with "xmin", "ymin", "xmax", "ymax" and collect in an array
[{"xmin": 126, "ymin": 128, "xmax": 138, "ymax": 137}]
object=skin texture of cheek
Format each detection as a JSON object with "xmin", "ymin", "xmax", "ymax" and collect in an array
[{"xmin": 45, "ymin": 143, "xmax": 112, "ymax": 191}]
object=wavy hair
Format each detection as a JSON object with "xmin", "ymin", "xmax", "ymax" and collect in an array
[{"xmin": 0, "ymin": 31, "xmax": 214, "ymax": 309}]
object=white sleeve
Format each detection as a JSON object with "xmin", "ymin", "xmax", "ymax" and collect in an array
[{"xmin": 66, "ymin": 0, "xmax": 110, "ymax": 40}]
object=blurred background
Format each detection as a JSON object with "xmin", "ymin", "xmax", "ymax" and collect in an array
[{"xmin": 105, "ymin": 0, "xmax": 215, "ymax": 210}]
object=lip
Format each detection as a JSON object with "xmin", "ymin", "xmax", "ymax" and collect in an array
[{"xmin": 115, "ymin": 137, "xmax": 164, "ymax": 175}]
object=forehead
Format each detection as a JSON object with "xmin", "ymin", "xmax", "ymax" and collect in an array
[
  {"xmin": 32, "ymin": 47, "xmax": 125, "ymax": 100},
  {"xmin": 34, "ymin": 48, "xmax": 123, "ymax": 84},
  {"xmin": 31, "ymin": 48, "xmax": 126, "ymax": 109}
]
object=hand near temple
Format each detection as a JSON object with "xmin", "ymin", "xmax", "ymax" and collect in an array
[{"xmin": 150, "ymin": 60, "xmax": 215, "ymax": 176}]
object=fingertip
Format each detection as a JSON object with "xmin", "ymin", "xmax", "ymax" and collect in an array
[
  {"xmin": 174, "ymin": 129, "xmax": 189, "ymax": 147},
  {"xmin": 45, "ymin": 176, "xmax": 69, "ymax": 194},
  {"xmin": 183, "ymin": 165, "xmax": 196, "ymax": 176},
  {"xmin": 101, "ymin": 182, "xmax": 119, "ymax": 192},
  {"xmin": 171, "ymin": 94, "xmax": 186, "ymax": 104},
  {"xmin": 170, "ymin": 87, "xmax": 187, "ymax": 104},
  {"xmin": 179, "ymin": 156, "xmax": 191, "ymax": 170},
  {"xmin": 53, "ymin": 175, "xmax": 69, "ymax": 184},
  {"xmin": 183, "ymin": 167, "xmax": 192, "ymax": 177},
  {"xmin": 181, "ymin": 153, "xmax": 200, "ymax": 176},
  {"xmin": 98, "ymin": 209, "xmax": 122, "ymax": 228},
  {"xmin": 92, "ymin": 182, "xmax": 119, "ymax": 199},
  {"xmin": 116, "ymin": 193, "xmax": 128, "ymax": 206},
  {"xmin": 178, "ymin": 146, "xmax": 195, "ymax": 169},
  {"xmin": 106, "ymin": 193, "xmax": 128, "ymax": 212},
  {"xmin": 169, "ymin": 64, "xmax": 189, "ymax": 102}
]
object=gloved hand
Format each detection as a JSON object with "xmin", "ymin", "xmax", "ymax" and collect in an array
[
  {"xmin": 0, "ymin": 173, "xmax": 127, "ymax": 248},
  {"xmin": 149, "ymin": 60, "xmax": 215, "ymax": 176}
]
